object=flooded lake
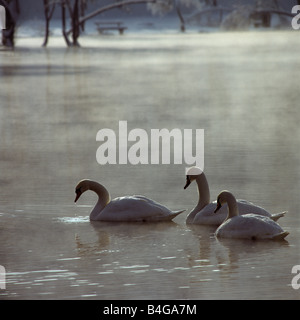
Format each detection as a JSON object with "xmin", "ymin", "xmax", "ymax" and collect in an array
[{"xmin": 0, "ymin": 29, "xmax": 300, "ymax": 300}]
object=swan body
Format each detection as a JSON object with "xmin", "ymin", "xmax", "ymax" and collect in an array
[
  {"xmin": 184, "ymin": 167, "xmax": 286, "ymax": 225},
  {"xmin": 74, "ymin": 179, "xmax": 185, "ymax": 222},
  {"xmin": 214, "ymin": 191, "xmax": 289, "ymax": 240}
]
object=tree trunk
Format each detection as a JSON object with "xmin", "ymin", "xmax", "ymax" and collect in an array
[
  {"xmin": 62, "ymin": 2, "xmax": 72, "ymax": 46},
  {"xmin": 71, "ymin": 0, "xmax": 80, "ymax": 46},
  {"xmin": 175, "ymin": 2, "xmax": 185, "ymax": 32},
  {"xmin": 79, "ymin": 0, "xmax": 87, "ymax": 32},
  {"xmin": 42, "ymin": 15, "xmax": 50, "ymax": 47},
  {"xmin": 42, "ymin": 0, "xmax": 56, "ymax": 47}
]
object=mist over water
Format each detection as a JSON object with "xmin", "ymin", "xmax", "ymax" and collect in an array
[{"xmin": 0, "ymin": 27, "xmax": 300, "ymax": 299}]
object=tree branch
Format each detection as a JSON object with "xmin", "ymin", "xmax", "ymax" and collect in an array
[{"xmin": 253, "ymin": 9, "xmax": 295, "ymax": 18}]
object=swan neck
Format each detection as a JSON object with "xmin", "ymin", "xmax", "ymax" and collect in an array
[
  {"xmin": 225, "ymin": 193, "xmax": 239, "ymax": 220},
  {"xmin": 187, "ymin": 173, "xmax": 210, "ymax": 223},
  {"xmin": 196, "ymin": 173, "xmax": 210, "ymax": 208},
  {"xmin": 88, "ymin": 181, "xmax": 111, "ymax": 220}
]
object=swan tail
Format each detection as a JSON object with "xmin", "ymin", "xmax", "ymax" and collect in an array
[
  {"xmin": 272, "ymin": 231, "xmax": 289, "ymax": 241},
  {"xmin": 168, "ymin": 209, "xmax": 186, "ymax": 220},
  {"xmin": 270, "ymin": 211, "xmax": 287, "ymax": 221}
]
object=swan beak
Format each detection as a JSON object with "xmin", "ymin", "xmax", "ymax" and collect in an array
[
  {"xmin": 74, "ymin": 189, "xmax": 82, "ymax": 203},
  {"xmin": 184, "ymin": 176, "xmax": 191, "ymax": 189},
  {"xmin": 214, "ymin": 202, "xmax": 222, "ymax": 213}
]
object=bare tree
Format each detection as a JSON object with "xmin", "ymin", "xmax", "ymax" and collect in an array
[
  {"xmin": 42, "ymin": 0, "xmax": 56, "ymax": 47},
  {"xmin": 147, "ymin": 0, "xmax": 203, "ymax": 32},
  {"xmin": 42, "ymin": 0, "xmax": 87, "ymax": 47},
  {"xmin": 43, "ymin": 0, "xmax": 159, "ymax": 47},
  {"xmin": 147, "ymin": 0, "xmax": 226, "ymax": 31},
  {"xmin": 222, "ymin": 0, "xmax": 295, "ymax": 30}
]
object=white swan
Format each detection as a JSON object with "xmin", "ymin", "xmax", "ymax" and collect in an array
[
  {"xmin": 214, "ymin": 191, "xmax": 289, "ymax": 240},
  {"xmin": 74, "ymin": 179, "xmax": 185, "ymax": 222},
  {"xmin": 184, "ymin": 167, "xmax": 286, "ymax": 225}
]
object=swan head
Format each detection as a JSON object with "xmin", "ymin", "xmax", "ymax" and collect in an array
[
  {"xmin": 214, "ymin": 190, "xmax": 234, "ymax": 213},
  {"xmin": 74, "ymin": 179, "xmax": 91, "ymax": 202},
  {"xmin": 184, "ymin": 166, "xmax": 203, "ymax": 189}
]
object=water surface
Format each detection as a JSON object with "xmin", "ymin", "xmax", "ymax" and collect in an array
[{"xmin": 0, "ymin": 30, "xmax": 299, "ymax": 299}]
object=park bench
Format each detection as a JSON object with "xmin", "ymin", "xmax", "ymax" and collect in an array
[{"xmin": 95, "ymin": 21, "xmax": 127, "ymax": 35}]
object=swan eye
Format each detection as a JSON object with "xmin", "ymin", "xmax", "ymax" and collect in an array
[
  {"xmin": 214, "ymin": 197, "xmax": 222, "ymax": 213},
  {"xmin": 74, "ymin": 187, "xmax": 83, "ymax": 203},
  {"xmin": 76, "ymin": 187, "xmax": 82, "ymax": 195}
]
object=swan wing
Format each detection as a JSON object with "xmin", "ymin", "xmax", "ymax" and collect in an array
[
  {"xmin": 235, "ymin": 200, "xmax": 286, "ymax": 221},
  {"xmin": 191, "ymin": 200, "xmax": 284, "ymax": 225},
  {"xmin": 215, "ymin": 214, "xmax": 287, "ymax": 240},
  {"xmin": 191, "ymin": 200, "xmax": 266, "ymax": 225},
  {"xmin": 96, "ymin": 195, "xmax": 185, "ymax": 222},
  {"xmin": 192, "ymin": 202, "xmax": 227, "ymax": 225}
]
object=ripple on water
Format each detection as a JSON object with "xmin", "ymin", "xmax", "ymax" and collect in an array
[
  {"xmin": 5, "ymin": 269, "xmax": 78, "ymax": 288},
  {"xmin": 56, "ymin": 216, "xmax": 89, "ymax": 224}
]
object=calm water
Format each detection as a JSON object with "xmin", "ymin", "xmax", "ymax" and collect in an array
[{"xmin": 0, "ymin": 30, "xmax": 300, "ymax": 300}]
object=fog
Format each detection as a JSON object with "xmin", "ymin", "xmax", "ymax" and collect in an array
[
  {"xmin": 1, "ymin": 0, "xmax": 300, "ymax": 303},
  {"xmin": 1, "ymin": 28, "xmax": 300, "ymax": 299}
]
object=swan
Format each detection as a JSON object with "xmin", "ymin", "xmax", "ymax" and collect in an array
[
  {"xmin": 214, "ymin": 191, "xmax": 289, "ymax": 240},
  {"xmin": 184, "ymin": 167, "xmax": 286, "ymax": 225},
  {"xmin": 74, "ymin": 179, "xmax": 185, "ymax": 222}
]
